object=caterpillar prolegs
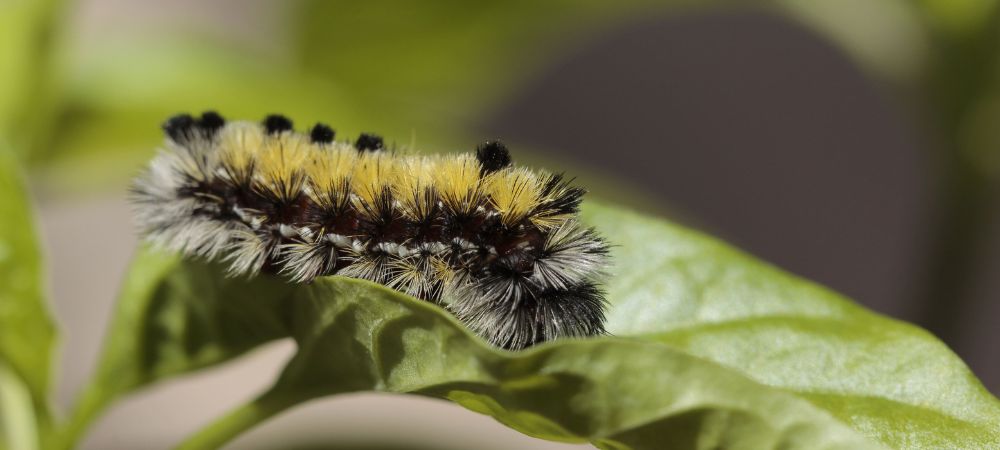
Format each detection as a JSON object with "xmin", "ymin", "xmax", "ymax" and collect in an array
[{"xmin": 130, "ymin": 112, "xmax": 610, "ymax": 350}]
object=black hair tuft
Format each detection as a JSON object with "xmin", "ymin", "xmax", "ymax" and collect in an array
[
  {"xmin": 263, "ymin": 114, "xmax": 294, "ymax": 135},
  {"xmin": 476, "ymin": 141, "xmax": 512, "ymax": 175},
  {"xmin": 355, "ymin": 133, "xmax": 384, "ymax": 152},
  {"xmin": 310, "ymin": 123, "xmax": 335, "ymax": 144},
  {"xmin": 163, "ymin": 113, "xmax": 196, "ymax": 144},
  {"xmin": 540, "ymin": 173, "xmax": 585, "ymax": 215},
  {"xmin": 197, "ymin": 111, "xmax": 226, "ymax": 135}
]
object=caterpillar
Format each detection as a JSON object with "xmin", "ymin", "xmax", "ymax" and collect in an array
[{"xmin": 130, "ymin": 111, "xmax": 610, "ymax": 350}]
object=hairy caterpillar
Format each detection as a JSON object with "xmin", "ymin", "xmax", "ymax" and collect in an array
[{"xmin": 130, "ymin": 111, "xmax": 610, "ymax": 350}]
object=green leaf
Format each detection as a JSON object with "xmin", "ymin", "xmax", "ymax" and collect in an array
[
  {"xmin": 0, "ymin": 361, "xmax": 38, "ymax": 450},
  {"xmin": 588, "ymin": 207, "xmax": 1000, "ymax": 449},
  {"xmin": 0, "ymin": 0, "xmax": 45, "ymax": 132},
  {"xmin": 184, "ymin": 275, "xmax": 883, "ymax": 450},
  {"xmin": 771, "ymin": 0, "xmax": 929, "ymax": 83},
  {"xmin": 70, "ymin": 201, "xmax": 1000, "ymax": 449},
  {"xmin": 0, "ymin": 0, "xmax": 66, "ymax": 160},
  {"xmin": 55, "ymin": 250, "xmax": 296, "ymax": 449},
  {"xmin": 39, "ymin": 39, "xmax": 360, "ymax": 178},
  {"xmin": 0, "ymin": 146, "xmax": 55, "ymax": 449}
]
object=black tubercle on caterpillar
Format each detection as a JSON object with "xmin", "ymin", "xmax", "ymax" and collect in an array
[
  {"xmin": 163, "ymin": 111, "xmax": 228, "ymax": 144},
  {"xmin": 198, "ymin": 111, "xmax": 226, "ymax": 134},
  {"xmin": 162, "ymin": 113, "xmax": 196, "ymax": 143},
  {"xmin": 263, "ymin": 114, "xmax": 294, "ymax": 135},
  {"xmin": 132, "ymin": 112, "xmax": 611, "ymax": 350},
  {"xmin": 476, "ymin": 140, "xmax": 512, "ymax": 175},
  {"xmin": 310, "ymin": 123, "xmax": 335, "ymax": 144},
  {"xmin": 355, "ymin": 132, "xmax": 384, "ymax": 152}
]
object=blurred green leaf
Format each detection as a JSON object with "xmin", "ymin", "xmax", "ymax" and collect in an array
[
  {"xmin": 31, "ymin": 1, "xmax": 954, "ymax": 185},
  {"xmin": 0, "ymin": 0, "xmax": 65, "ymax": 160},
  {"xmin": 0, "ymin": 0, "xmax": 42, "ymax": 130},
  {"xmin": 25, "ymin": 1, "xmax": 998, "ymax": 175},
  {"xmin": 900, "ymin": 1, "xmax": 1000, "ymax": 340},
  {"xmin": 0, "ymin": 146, "xmax": 55, "ymax": 449},
  {"xmin": 37, "ymin": 1, "xmax": 686, "ymax": 180},
  {"xmin": 773, "ymin": 0, "xmax": 929, "ymax": 83},
  {"xmin": 44, "ymin": 39, "xmax": 355, "ymax": 168},
  {"xmin": 0, "ymin": 361, "xmax": 37, "ymax": 450},
  {"xmin": 69, "ymin": 202, "xmax": 1000, "ymax": 449},
  {"xmin": 918, "ymin": 0, "xmax": 1000, "ymax": 37}
]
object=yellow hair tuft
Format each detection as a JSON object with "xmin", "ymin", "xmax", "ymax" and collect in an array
[
  {"xmin": 216, "ymin": 121, "xmax": 265, "ymax": 185},
  {"xmin": 255, "ymin": 132, "xmax": 310, "ymax": 201},
  {"xmin": 304, "ymin": 144, "xmax": 358, "ymax": 209},
  {"xmin": 351, "ymin": 151, "xmax": 403, "ymax": 214},
  {"xmin": 486, "ymin": 167, "xmax": 543, "ymax": 226},
  {"xmin": 394, "ymin": 156, "xmax": 438, "ymax": 221},
  {"xmin": 432, "ymin": 154, "xmax": 483, "ymax": 215}
]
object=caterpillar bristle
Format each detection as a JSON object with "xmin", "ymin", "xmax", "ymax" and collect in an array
[{"xmin": 131, "ymin": 112, "xmax": 611, "ymax": 350}]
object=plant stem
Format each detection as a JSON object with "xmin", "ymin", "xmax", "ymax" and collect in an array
[
  {"xmin": 53, "ymin": 384, "xmax": 113, "ymax": 450},
  {"xmin": 174, "ymin": 391, "xmax": 298, "ymax": 450},
  {"xmin": 0, "ymin": 362, "xmax": 39, "ymax": 450}
]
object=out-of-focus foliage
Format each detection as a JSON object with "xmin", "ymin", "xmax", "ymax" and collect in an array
[
  {"xmin": 0, "ymin": 147, "xmax": 55, "ymax": 450},
  {"xmin": 3, "ymin": 1, "xmax": 1000, "ymax": 449},
  {"xmin": 63, "ymin": 203, "xmax": 1000, "ymax": 450},
  {"xmin": 24, "ymin": 1, "xmax": 1000, "ymax": 185},
  {"xmin": 34, "ymin": 0, "xmax": 678, "ymax": 186},
  {"xmin": 0, "ymin": 0, "xmax": 44, "ymax": 133},
  {"xmin": 40, "ymin": 39, "xmax": 370, "ymax": 190},
  {"xmin": 0, "ymin": 0, "xmax": 64, "ymax": 162},
  {"xmin": 774, "ymin": 0, "xmax": 929, "ymax": 83}
]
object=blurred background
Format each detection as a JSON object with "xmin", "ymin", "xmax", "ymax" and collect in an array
[{"xmin": 3, "ymin": 0, "xmax": 999, "ymax": 448}]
